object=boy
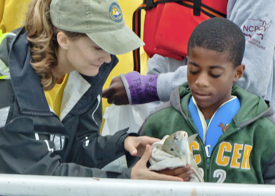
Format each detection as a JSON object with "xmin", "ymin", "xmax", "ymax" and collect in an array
[{"xmin": 139, "ymin": 18, "xmax": 275, "ymax": 184}]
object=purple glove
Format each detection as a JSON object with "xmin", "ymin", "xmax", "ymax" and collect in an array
[{"xmin": 120, "ymin": 71, "xmax": 160, "ymax": 105}]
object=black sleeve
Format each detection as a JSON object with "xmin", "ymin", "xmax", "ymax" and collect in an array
[
  {"xmin": 64, "ymin": 99, "xmax": 139, "ymax": 169},
  {"xmin": 0, "ymin": 125, "xmax": 131, "ymax": 178},
  {"xmin": 0, "ymin": 95, "xmax": 131, "ymax": 178}
]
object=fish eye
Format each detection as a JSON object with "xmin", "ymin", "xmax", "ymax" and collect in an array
[{"xmin": 170, "ymin": 148, "xmax": 174, "ymax": 151}]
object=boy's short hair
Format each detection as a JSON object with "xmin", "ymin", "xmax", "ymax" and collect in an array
[{"xmin": 187, "ymin": 18, "xmax": 245, "ymax": 67}]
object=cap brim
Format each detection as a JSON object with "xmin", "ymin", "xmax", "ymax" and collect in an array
[{"xmin": 86, "ymin": 24, "xmax": 144, "ymax": 55}]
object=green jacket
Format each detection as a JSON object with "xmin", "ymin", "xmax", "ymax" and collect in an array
[{"xmin": 139, "ymin": 83, "xmax": 275, "ymax": 184}]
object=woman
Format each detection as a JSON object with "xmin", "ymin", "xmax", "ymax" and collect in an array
[{"xmin": 0, "ymin": 0, "xmax": 185, "ymax": 181}]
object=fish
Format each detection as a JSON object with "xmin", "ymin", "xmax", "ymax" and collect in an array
[{"xmin": 161, "ymin": 130, "xmax": 204, "ymax": 182}]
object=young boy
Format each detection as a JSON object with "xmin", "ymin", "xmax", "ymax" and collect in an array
[{"xmin": 138, "ymin": 18, "xmax": 275, "ymax": 184}]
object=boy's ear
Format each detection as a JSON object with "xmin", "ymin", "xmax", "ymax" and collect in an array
[
  {"xmin": 57, "ymin": 32, "xmax": 69, "ymax": 50},
  {"xmin": 233, "ymin": 64, "xmax": 245, "ymax": 82}
]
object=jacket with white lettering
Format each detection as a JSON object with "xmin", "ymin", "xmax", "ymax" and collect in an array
[
  {"xmin": 139, "ymin": 83, "xmax": 275, "ymax": 184},
  {"xmin": 0, "ymin": 28, "xmax": 134, "ymax": 178}
]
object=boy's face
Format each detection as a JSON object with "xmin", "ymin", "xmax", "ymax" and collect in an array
[{"xmin": 187, "ymin": 46, "xmax": 244, "ymax": 118}]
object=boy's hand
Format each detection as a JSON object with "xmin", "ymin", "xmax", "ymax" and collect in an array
[
  {"xmin": 131, "ymin": 145, "xmax": 183, "ymax": 181},
  {"xmin": 158, "ymin": 165, "xmax": 193, "ymax": 181},
  {"xmin": 102, "ymin": 72, "xmax": 160, "ymax": 105},
  {"xmin": 102, "ymin": 76, "xmax": 129, "ymax": 105}
]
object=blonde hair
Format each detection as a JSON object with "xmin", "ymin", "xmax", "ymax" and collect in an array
[{"xmin": 25, "ymin": 0, "xmax": 85, "ymax": 90}]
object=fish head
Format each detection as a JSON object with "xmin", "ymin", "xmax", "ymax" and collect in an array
[{"xmin": 161, "ymin": 131, "xmax": 189, "ymax": 158}]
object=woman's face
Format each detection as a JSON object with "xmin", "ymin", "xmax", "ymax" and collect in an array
[{"xmin": 64, "ymin": 36, "xmax": 112, "ymax": 76}]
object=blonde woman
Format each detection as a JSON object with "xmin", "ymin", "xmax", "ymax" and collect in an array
[{"xmin": 0, "ymin": 0, "xmax": 188, "ymax": 181}]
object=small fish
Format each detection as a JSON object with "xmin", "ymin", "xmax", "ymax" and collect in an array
[{"xmin": 162, "ymin": 130, "xmax": 204, "ymax": 182}]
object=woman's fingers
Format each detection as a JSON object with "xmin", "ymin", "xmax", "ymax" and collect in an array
[{"xmin": 131, "ymin": 145, "xmax": 183, "ymax": 181}]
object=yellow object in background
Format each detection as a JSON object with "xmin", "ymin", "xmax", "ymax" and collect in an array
[
  {"xmin": 0, "ymin": 0, "xmax": 4, "ymax": 27},
  {"xmin": 0, "ymin": 29, "xmax": 8, "ymax": 43},
  {"xmin": 44, "ymin": 74, "xmax": 69, "ymax": 117},
  {"xmin": 0, "ymin": 0, "xmax": 148, "ymax": 133},
  {"xmin": 100, "ymin": 0, "xmax": 148, "ymax": 133},
  {"xmin": 0, "ymin": 0, "xmax": 30, "ymax": 33}
]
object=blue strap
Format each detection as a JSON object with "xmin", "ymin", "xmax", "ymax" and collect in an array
[
  {"xmin": 188, "ymin": 98, "xmax": 204, "ymax": 142},
  {"xmin": 188, "ymin": 97, "xmax": 240, "ymax": 156}
]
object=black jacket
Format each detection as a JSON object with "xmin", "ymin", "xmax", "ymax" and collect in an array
[{"xmin": 0, "ymin": 28, "xmax": 132, "ymax": 178}]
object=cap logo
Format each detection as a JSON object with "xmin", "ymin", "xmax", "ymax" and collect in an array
[{"xmin": 109, "ymin": 2, "xmax": 122, "ymax": 23}]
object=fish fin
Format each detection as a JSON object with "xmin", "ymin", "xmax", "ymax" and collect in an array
[
  {"xmin": 190, "ymin": 158, "xmax": 204, "ymax": 182},
  {"xmin": 182, "ymin": 157, "xmax": 187, "ymax": 166},
  {"xmin": 188, "ymin": 133, "xmax": 198, "ymax": 144},
  {"xmin": 190, "ymin": 156, "xmax": 199, "ymax": 170},
  {"xmin": 161, "ymin": 135, "xmax": 172, "ymax": 151},
  {"xmin": 190, "ymin": 168, "xmax": 204, "ymax": 182}
]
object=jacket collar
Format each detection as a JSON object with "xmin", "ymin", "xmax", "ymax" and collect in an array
[
  {"xmin": 9, "ymin": 28, "xmax": 50, "ymax": 113},
  {"xmin": 170, "ymin": 83, "xmax": 274, "ymax": 128}
]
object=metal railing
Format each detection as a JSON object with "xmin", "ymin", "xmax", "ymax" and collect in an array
[{"xmin": 0, "ymin": 174, "xmax": 274, "ymax": 196}]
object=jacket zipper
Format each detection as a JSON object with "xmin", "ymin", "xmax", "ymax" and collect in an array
[
  {"xmin": 180, "ymin": 100, "xmax": 245, "ymax": 182},
  {"xmin": 204, "ymin": 126, "xmax": 240, "ymax": 182},
  {"xmin": 206, "ymin": 156, "xmax": 210, "ymax": 181},
  {"xmin": 186, "ymin": 118, "xmax": 209, "ymax": 181}
]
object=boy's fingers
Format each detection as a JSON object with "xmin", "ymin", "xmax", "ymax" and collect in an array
[
  {"xmin": 177, "ymin": 167, "xmax": 193, "ymax": 181},
  {"xmin": 159, "ymin": 165, "xmax": 191, "ymax": 176},
  {"xmin": 102, "ymin": 79, "xmax": 116, "ymax": 98},
  {"xmin": 107, "ymin": 96, "xmax": 115, "ymax": 104},
  {"xmin": 149, "ymin": 172, "xmax": 183, "ymax": 181},
  {"xmin": 102, "ymin": 87, "xmax": 111, "ymax": 98}
]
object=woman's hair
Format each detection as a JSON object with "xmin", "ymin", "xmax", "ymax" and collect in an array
[{"xmin": 25, "ymin": 0, "xmax": 85, "ymax": 90}]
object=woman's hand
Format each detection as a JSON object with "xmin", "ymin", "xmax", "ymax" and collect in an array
[
  {"xmin": 124, "ymin": 136, "xmax": 160, "ymax": 157},
  {"xmin": 158, "ymin": 165, "xmax": 193, "ymax": 181},
  {"xmin": 131, "ymin": 145, "xmax": 183, "ymax": 181}
]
